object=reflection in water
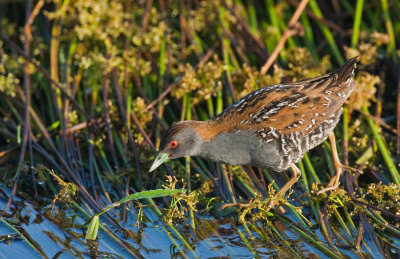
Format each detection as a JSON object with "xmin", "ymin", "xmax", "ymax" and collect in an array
[{"xmin": 1, "ymin": 184, "xmax": 399, "ymax": 258}]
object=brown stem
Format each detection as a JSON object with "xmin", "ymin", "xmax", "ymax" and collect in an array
[
  {"xmin": 260, "ymin": 0, "xmax": 310, "ymax": 75},
  {"xmin": 221, "ymin": 0, "xmax": 269, "ymax": 61},
  {"xmin": 103, "ymin": 73, "xmax": 120, "ymax": 169},
  {"xmin": 356, "ymin": 108, "xmax": 397, "ymax": 134},
  {"xmin": 243, "ymin": 166, "xmax": 267, "ymax": 197},
  {"xmin": 2, "ymin": 0, "xmax": 37, "ymax": 215},
  {"xmin": 110, "ymin": 67, "xmax": 142, "ymax": 188},
  {"xmin": 319, "ymin": 210, "xmax": 334, "ymax": 247},
  {"xmin": 287, "ymin": 0, "xmax": 348, "ymax": 35},
  {"xmin": 396, "ymin": 66, "xmax": 400, "ymax": 153},
  {"xmin": 355, "ymin": 221, "xmax": 363, "ymax": 250}
]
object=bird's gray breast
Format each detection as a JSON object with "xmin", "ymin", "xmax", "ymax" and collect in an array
[{"xmin": 198, "ymin": 130, "xmax": 281, "ymax": 169}]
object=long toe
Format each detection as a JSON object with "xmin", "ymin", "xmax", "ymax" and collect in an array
[
  {"xmin": 317, "ymin": 164, "xmax": 344, "ymax": 194},
  {"xmin": 317, "ymin": 181, "xmax": 339, "ymax": 194}
]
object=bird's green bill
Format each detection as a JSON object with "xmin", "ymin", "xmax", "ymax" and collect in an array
[{"xmin": 149, "ymin": 153, "xmax": 169, "ymax": 172}]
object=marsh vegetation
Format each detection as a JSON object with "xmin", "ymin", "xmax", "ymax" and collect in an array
[{"xmin": 0, "ymin": 0, "xmax": 400, "ymax": 258}]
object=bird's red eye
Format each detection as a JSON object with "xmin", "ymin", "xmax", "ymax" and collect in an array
[{"xmin": 169, "ymin": 140, "xmax": 178, "ymax": 148}]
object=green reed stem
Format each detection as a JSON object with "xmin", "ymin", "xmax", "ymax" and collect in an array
[
  {"xmin": 207, "ymin": 98, "xmax": 214, "ymax": 118},
  {"xmin": 247, "ymin": 0, "xmax": 258, "ymax": 36},
  {"xmin": 342, "ymin": 211, "xmax": 357, "ymax": 238},
  {"xmin": 341, "ymin": 0, "xmax": 353, "ymax": 12},
  {"xmin": 300, "ymin": 13, "xmax": 318, "ymax": 60},
  {"xmin": 146, "ymin": 197, "xmax": 199, "ymax": 257},
  {"xmin": 222, "ymin": 166, "xmax": 236, "ymax": 203},
  {"xmin": 159, "ymin": 37, "xmax": 166, "ymax": 84},
  {"xmin": 216, "ymin": 89, "xmax": 223, "ymax": 114},
  {"xmin": 184, "ymin": 94, "xmax": 195, "ymax": 228},
  {"xmin": 265, "ymin": 0, "xmax": 285, "ymax": 60},
  {"xmin": 265, "ymin": 0, "xmax": 281, "ymax": 40},
  {"xmin": 363, "ymin": 106, "xmax": 400, "ymax": 185},
  {"xmin": 98, "ymin": 147, "xmax": 114, "ymax": 174},
  {"xmin": 322, "ymin": 141, "xmax": 335, "ymax": 177},
  {"xmin": 181, "ymin": 93, "xmax": 187, "ymax": 121},
  {"xmin": 308, "ymin": 0, "xmax": 344, "ymax": 64},
  {"xmin": 342, "ymin": 105, "xmax": 349, "ymax": 161},
  {"xmin": 235, "ymin": 174, "xmax": 256, "ymax": 198},
  {"xmin": 237, "ymin": 226, "xmax": 258, "ymax": 258},
  {"xmin": 278, "ymin": 215, "xmax": 342, "ymax": 259},
  {"xmin": 303, "ymin": 153, "xmax": 320, "ymax": 183},
  {"xmin": 268, "ymin": 221, "xmax": 302, "ymax": 257},
  {"xmin": 0, "ymin": 217, "xmax": 45, "ymax": 257},
  {"xmin": 262, "ymin": 169, "xmax": 279, "ymax": 191},
  {"xmin": 380, "ymin": 0, "xmax": 396, "ymax": 57},
  {"xmin": 351, "ymin": 0, "xmax": 364, "ymax": 48},
  {"xmin": 299, "ymin": 159, "xmax": 319, "ymax": 222},
  {"xmin": 92, "ymin": 157, "xmax": 111, "ymax": 203},
  {"xmin": 333, "ymin": 208, "xmax": 352, "ymax": 238},
  {"xmin": 364, "ymin": 209, "xmax": 400, "ymax": 238},
  {"xmin": 113, "ymin": 130, "xmax": 129, "ymax": 167},
  {"xmin": 298, "ymin": 160, "xmax": 309, "ymax": 193}
]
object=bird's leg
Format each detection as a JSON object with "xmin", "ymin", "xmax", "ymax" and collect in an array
[
  {"xmin": 268, "ymin": 164, "xmax": 301, "ymax": 208},
  {"xmin": 317, "ymin": 132, "xmax": 344, "ymax": 194}
]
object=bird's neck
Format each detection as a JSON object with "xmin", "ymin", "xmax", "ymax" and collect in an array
[{"xmin": 190, "ymin": 120, "xmax": 223, "ymax": 142}]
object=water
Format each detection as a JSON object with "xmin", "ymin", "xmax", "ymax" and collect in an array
[{"xmin": 1, "ymin": 184, "xmax": 399, "ymax": 258}]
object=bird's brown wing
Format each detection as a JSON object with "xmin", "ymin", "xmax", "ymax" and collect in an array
[{"xmin": 212, "ymin": 57, "xmax": 358, "ymax": 137}]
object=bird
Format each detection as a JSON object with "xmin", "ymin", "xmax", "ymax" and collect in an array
[{"xmin": 150, "ymin": 56, "xmax": 358, "ymax": 207}]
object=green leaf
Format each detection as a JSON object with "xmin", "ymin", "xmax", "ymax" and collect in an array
[
  {"xmin": 17, "ymin": 125, "xmax": 21, "ymax": 144},
  {"xmin": 356, "ymin": 145, "xmax": 374, "ymax": 165},
  {"xmin": 119, "ymin": 189, "xmax": 185, "ymax": 204},
  {"xmin": 85, "ymin": 215, "xmax": 100, "ymax": 240}
]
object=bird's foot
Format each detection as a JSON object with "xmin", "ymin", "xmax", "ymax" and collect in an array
[
  {"xmin": 316, "ymin": 162, "xmax": 362, "ymax": 194},
  {"xmin": 317, "ymin": 164, "xmax": 343, "ymax": 195}
]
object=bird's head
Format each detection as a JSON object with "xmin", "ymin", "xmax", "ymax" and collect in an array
[{"xmin": 149, "ymin": 121, "xmax": 204, "ymax": 172}]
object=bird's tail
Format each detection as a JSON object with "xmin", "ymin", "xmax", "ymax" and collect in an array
[{"xmin": 336, "ymin": 56, "xmax": 359, "ymax": 83}]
